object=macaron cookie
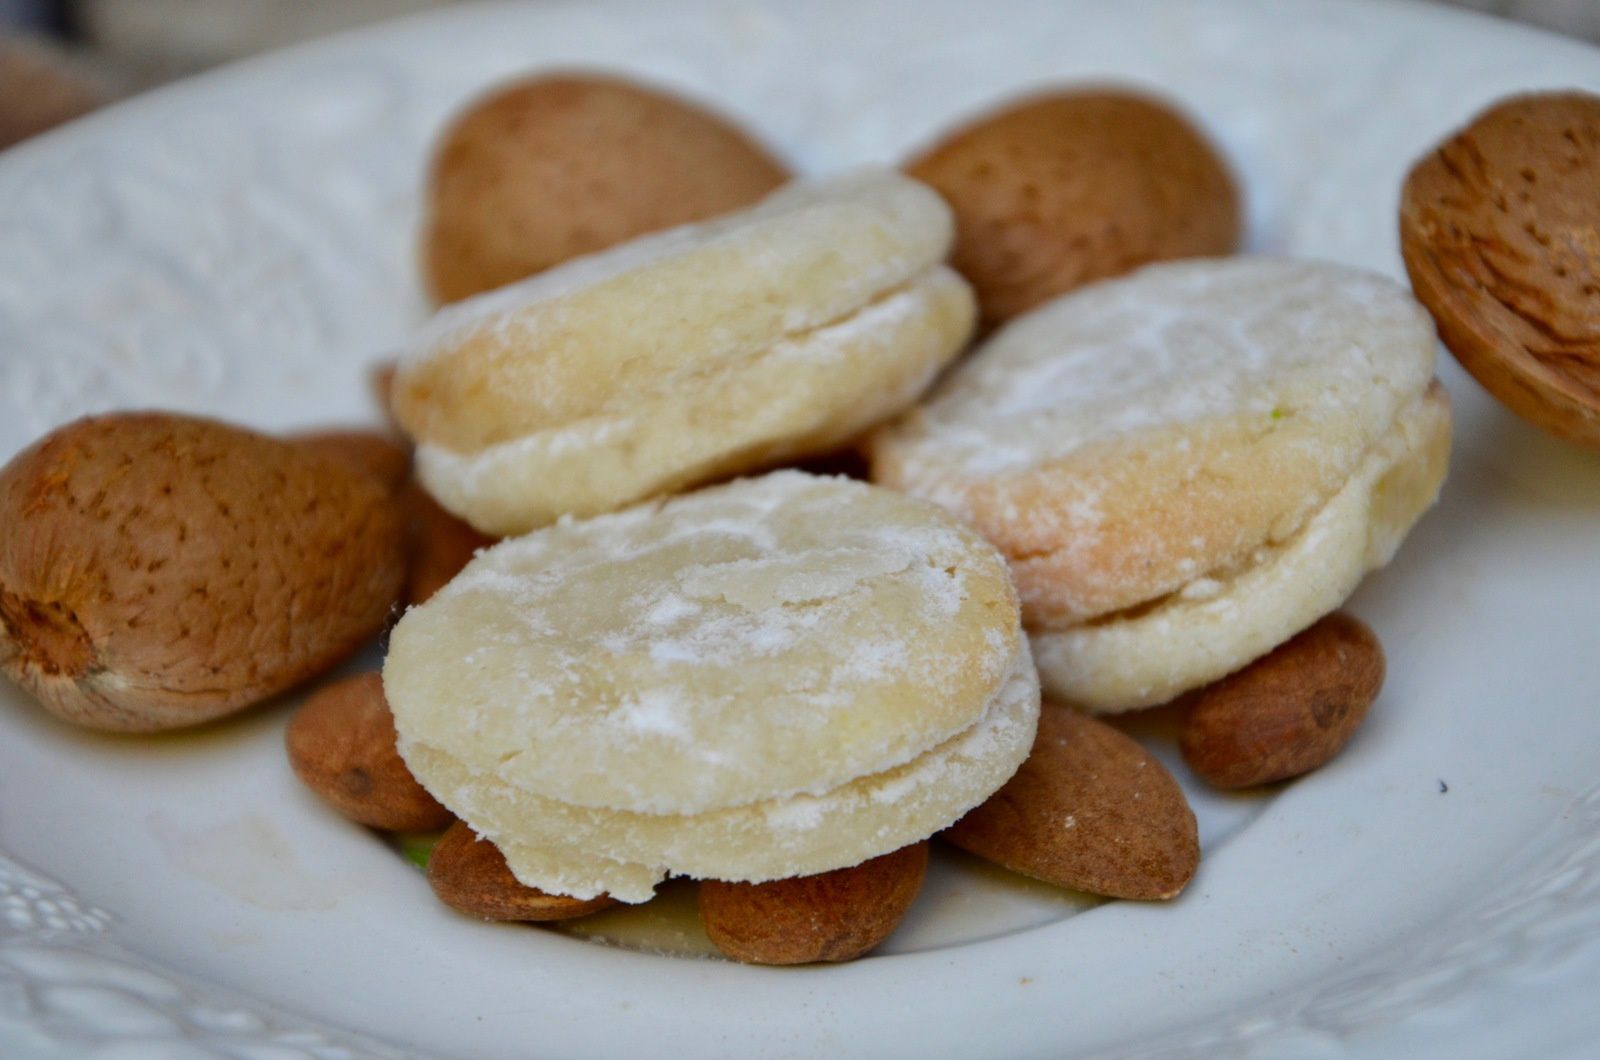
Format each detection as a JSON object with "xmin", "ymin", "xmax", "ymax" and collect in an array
[
  {"xmin": 906, "ymin": 88, "xmax": 1240, "ymax": 327},
  {"xmin": 394, "ymin": 170, "xmax": 976, "ymax": 536},
  {"xmin": 868, "ymin": 257, "xmax": 1452, "ymax": 712},
  {"xmin": 1400, "ymin": 90, "xmax": 1600, "ymax": 449},
  {"xmin": 422, "ymin": 73, "xmax": 790, "ymax": 304},
  {"xmin": 383, "ymin": 472, "xmax": 1039, "ymax": 901}
]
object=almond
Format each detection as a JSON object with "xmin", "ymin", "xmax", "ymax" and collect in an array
[
  {"xmin": 0, "ymin": 36, "xmax": 109, "ymax": 150},
  {"xmin": 292, "ymin": 428, "xmax": 411, "ymax": 493},
  {"xmin": 907, "ymin": 89, "xmax": 1239, "ymax": 326},
  {"xmin": 427, "ymin": 820, "xmax": 618, "ymax": 921},
  {"xmin": 292, "ymin": 429, "xmax": 487, "ymax": 605},
  {"xmin": 699, "ymin": 842, "xmax": 928, "ymax": 965},
  {"xmin": 1181, "ymin": 612, "xmax": 1384, "ymax": 789},
  {"xmin": 403, "ymin": 482, "xmax": 495, "ymax": 605},
  {"xmin": 370, "ymin": 360, "xmax": 401, "ymax": 434},
  {"xmin": 291, "ymin": 402, "xmax": 492, "ymax": 603},
  {"xmin": 423, "ymin": 73, "xmax": 789, "ymax": 304},
  {"xmin": 1400, "ymin": 91, "xmax": 1600, "ymax": 449},
  {"xmin": 0, "ymin": 412, "xmax": 407, "ymax": 732},
  {"xmin": 303, "ymin": 371, "xmax": 492, "ymax": 604},
  {"xmin": 285, "ymin": 672, "xmax": 450, "ymax": 831},
  {"xmin": 943, "ymin": 704, "xmax": 1198, "ymax": 900}
]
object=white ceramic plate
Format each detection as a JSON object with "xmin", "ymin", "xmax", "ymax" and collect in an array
[{"xmin": 2, "ymin": 1, "xmax": 1599, "ymax": 1056}]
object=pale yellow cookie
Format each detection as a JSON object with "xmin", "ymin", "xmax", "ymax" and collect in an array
[
  {"xmin": 406, "ymin": 646, "xmax": 1038, "ymax": 901},
  {"xmin": 384, "ymin": 472, "xmax": 1037, "ymax": 900},
  {"xmin": 869, "ymin": 257, "xmax": 1451, "ymax": 713},
  {"xmin": 1030, "ymin": 384, "xmax": 1450, "ymax": 711},
  {"xmin": 395, "ymin": 171, "xmax": 975, "ymax": 535}
]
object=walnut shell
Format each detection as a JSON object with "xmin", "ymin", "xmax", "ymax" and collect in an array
[
  {"xmin": 1400, "ymin": 91, "xmax": 1600, "ymax": 448},
  {"xmin": 907, "ymin": 89, "xmax": 1240, "ymax": 326},
  {"xmin": 0, "ymin": 412, "xmax": 406, "ymax": 732},
  {"xmin": 422, "ymin": 73, "xmax": 790, "ymax": 304}
]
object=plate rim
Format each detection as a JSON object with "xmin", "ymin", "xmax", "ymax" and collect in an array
[{"xmin": 3, "ymin": 1, "xmax": 1600, "ymax": 1057}]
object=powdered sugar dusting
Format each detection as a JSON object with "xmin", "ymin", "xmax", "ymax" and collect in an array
[
  {"xmin": 400, "ymin": 641, "xmax": 1039, "ymax": 900},
  {"xmin": 883, "ymin": 258, "xmax": 1436, "ymax": 476},
  {"xmin": 644, "ymin": 594, "xmax": 700, "ymax": 626},
  {"xmin": 763, "ymin": 797, "xmax": 827, "ymax": 833},
  {"xmin": 402, "ymin": 170, "xmax": 939, "ymax": 370},
  {"xmin": 391, "ymin": 470, "xmax": 1021, "ymax": 817},
  {"xmin": 612, "ymin": 689, "xmax": 692, "ymax": 740}
]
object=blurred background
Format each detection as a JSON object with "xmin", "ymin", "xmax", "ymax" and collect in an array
[{"xmin": 3, "ymin": 0, "xmax": 1600, "ymax": 149}]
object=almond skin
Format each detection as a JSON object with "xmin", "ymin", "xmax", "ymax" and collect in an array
[
  {"xmin": 699, "ymin": 842, "xmax": 929, "ymax": 965},
  {"xmin": 285, "ymin": 672, "xmax": 451, "ymax": 831},
  {"xmin": 292, "ymin": 428, "xmax": 411, "ymax": 493},
  {"xmin": 427, "ymin": 820, "xmax": 618, "ymax": 921},
  {"xmin": 907, "ymin": 89, "xmax": 1239, "ymax": 326},
  {"xmin": 943, "ymin": 704, "xmax": 1198, "ymax": 900},
  {"xmin": 403, "ymin": 482, "xmax": 495, "ymax": 605},
  {"xmin": 1400, "ymin": 91, "xmax": 1600, "ymax": 449},
  {"xmin": 370, "ymin": 360, "xmax": 401, "ymax": 435},
  {"xmin": 289, "ymin": 403, "xmax": 492, "ymax": 603},
  {"xmin": 0, "ymin": 412, "xmax": 407, "ymax": 732},
  {"xmin": 0, "ymin": 36, "xmax": 108, "ymax": 150},
  {"xmin": 292, "ymin": 429, "xmax": 489, "ymax": 603},
  {"xmin": 1181, "ymin": 612, "xmax": 1385, "ymax": 789},
  {"xmin": 423, "ymin": 73, "xmax": 790, "ymax": 304}
]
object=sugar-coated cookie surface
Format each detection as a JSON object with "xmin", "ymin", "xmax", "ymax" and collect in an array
[
  {"xmin": 384, "ymin": 472, "xmax": 1032, "ymax": 899},
  {"xmin": 418, "ymin": 267, "xmax": 972, "ymax": 537},
  {"xmin": 395, "ymin": 171, "xmax": 975, "ymax": 535},
  {"xmin": 869, "ymin": 258, "xmax": 1441, "ymax": 629},
  {"xmin": 870, "ymin": 257, "xmax": 1450, "ymax": 714},
  {"xmin": 406, "ymin": 647, "xmax": 1038, "ymax": 902},
  {"xmin": 1032, "ymin": 384, "xmax": 1450, "ymax": 711}
]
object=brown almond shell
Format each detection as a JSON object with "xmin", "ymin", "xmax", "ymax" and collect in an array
[
  {"xmin": 0, "ymin": 412, "xmax": 406, "ymax": 732},
  {"xmin": 1400, "ymin": 90, "xmax": 1600, "ymax": 448},
  {"xmin": 907, "ymin": 88, "xmax": 1240, "ymax": 326},
  {"xmin": 291, "ymin": 428, "xmax": 411, "ymax": 493},
  {"xmin": 423, "ymin": 73, "xmax": 790, "ymax": 304}
]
